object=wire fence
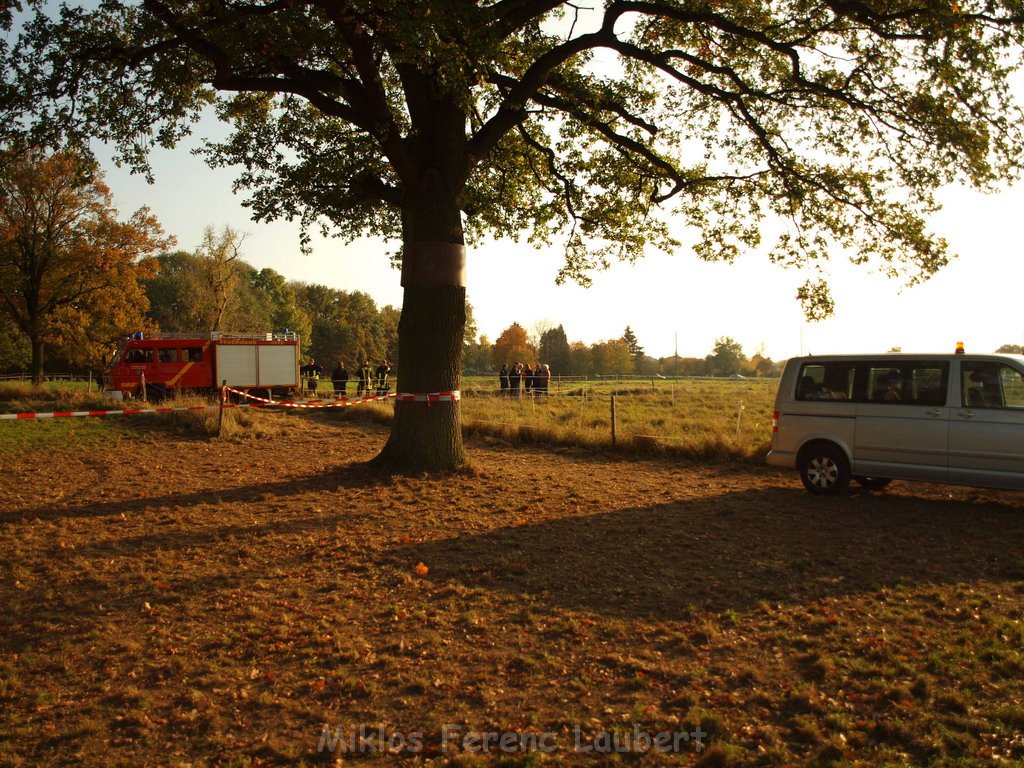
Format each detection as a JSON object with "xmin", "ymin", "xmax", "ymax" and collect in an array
[
  {"xmin": 0, "ymin": 373, "xmax": 98, "ymax": 385},
  {"xmin": 0, "ymin": 372, "xmax": 778, "ymax": 459},
  {"xmin": 456, "ymin": 377, "xmax": 778, "ymax": 458},
  {"xmin": 460, "ymin": 374, "xmax": 778, "ymax": 397}
]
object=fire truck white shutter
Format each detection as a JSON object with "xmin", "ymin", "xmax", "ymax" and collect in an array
[
  {"xmin": 216, "ymin": 344, "xmax": 258, "ymax": 387},
  {"xmin": 258, "ymin": 345, "xmax": 299, "ymax": 387}
]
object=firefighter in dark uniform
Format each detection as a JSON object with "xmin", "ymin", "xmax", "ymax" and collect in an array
[
  {"xmin": 357, "ymin": 361, "xmax": 373, "ymax": 398},
  {"xmin": 331, "ymin": 361, "xmax": 349, "ymax": 397},
  {"xmin": 301, "ymin": 358, "xmax": 324, "ymax": 394},
  {"xmin": 375, "ymin": 360, "xmax": 391, "ymax": 396}
]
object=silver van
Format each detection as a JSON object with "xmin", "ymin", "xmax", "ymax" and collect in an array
[{"xmin": 767, "ymin": 352, "xmax": 1024, "ymax": 494}]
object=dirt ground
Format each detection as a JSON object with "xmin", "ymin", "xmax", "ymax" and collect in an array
[{"xmin": 2, "ymin": 412, "xmax": 1024, "ymax": 767}]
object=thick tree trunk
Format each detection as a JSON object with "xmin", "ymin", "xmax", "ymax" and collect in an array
[
  {"xmin": 373, "ymin": 282, "xmax": 466, "ymax": 471},
  {"xmin": 30, "ymin": 337, "xmax": 45, "ymax": 387},
  {"xmin": 372, "ymin": 181, "xmax": 467, "ymax": 471}
]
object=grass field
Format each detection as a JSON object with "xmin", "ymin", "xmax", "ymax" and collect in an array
[
  {"xmin": 459, "ymin": 378, "xmax": 776, "ymax": 461},
  {"xmin": 1, "ymin": 410, "xmax": 1024, "ymax": 767},
  {"xmin": 0, "ymin": 377, "xmax": 777, "ymax": 461}
]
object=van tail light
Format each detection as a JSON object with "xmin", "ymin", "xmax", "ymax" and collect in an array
[{"xmin": 772, "ymin": 411, "xmax": 779, "ymax": 433}]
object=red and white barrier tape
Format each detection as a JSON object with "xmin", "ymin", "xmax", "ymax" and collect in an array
[
  {"xmin": 225, "ymin": 387, "xmax": 461, "ymax": 407},
  {"xmin": 224, "ymin": 387, "xmax": 393, "ymax": 408},
  {"xmin": 393, "ymin": 391, "xmax": 461, "ymax": 403},
  {"xmin": 0, "ymin": 404, "xmax": 251, "ymax": 420},
  {"xmin": 0, "ymin": 388, "xmax": 462, "ymax": 421}
]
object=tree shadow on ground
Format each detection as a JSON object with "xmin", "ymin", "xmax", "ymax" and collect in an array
[
  {"xmin": 386, "ymin": 487, "xmax": 1024, "ymax": 619},
  {"xmin": 0, "ymin": 461, "xmax": 389, "ymax": 524}
]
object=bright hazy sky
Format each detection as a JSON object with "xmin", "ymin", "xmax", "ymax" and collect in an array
[{"xmin": 99, "ymin": 132, "xmax": 1024, "ymax": 363}]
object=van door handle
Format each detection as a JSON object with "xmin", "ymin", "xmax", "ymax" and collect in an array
[
  {"xmin": 957, "ymin": 410, "xmax": 974, "ymax": 419},
  {"xmin": 925, "ymin": 408, "xmax": 942, "ymax": 417}
]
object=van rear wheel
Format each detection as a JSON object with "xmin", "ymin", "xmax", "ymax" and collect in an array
[{"xmin": 798, "ymin": 444, "xmax": 851, "ymax": 495}]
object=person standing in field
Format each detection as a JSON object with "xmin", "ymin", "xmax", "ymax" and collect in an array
[
  {"xmin": 509, "ymin": 362, "xmax": 521, "ymax": 397},
  {"xmin": 499, "ymin": 363, "xmax": 509, "ymax": 396},
  {"xmin": 355, "ymin": 361, "xmax": 367, "ymax": 398},
  {"xmin": 331, "ymin": 361, "xmax": 349, "ymax": 397},
  {"xmin": 357, "ymin": 361, "xmax": 373, "ymax": 398},
  {"xmin": 301, "ymin": 358, "xmax": 324, "ymax": 394},
  {"xmin": 538, "ymin": 363, "xmax": 551, "ymax": 395},
  {"xmin": 375, "ymin": 360, "xmax": 391, "ymax": 396}
]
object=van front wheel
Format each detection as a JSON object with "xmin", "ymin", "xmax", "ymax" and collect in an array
[{"xmin": 799, "ymin": 444, "xmax": 851, "ymax": 495}]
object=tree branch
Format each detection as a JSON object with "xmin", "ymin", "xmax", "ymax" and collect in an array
[{"xmin": 311, "ymin": 0, "xmax": 415, "ymax": 180}]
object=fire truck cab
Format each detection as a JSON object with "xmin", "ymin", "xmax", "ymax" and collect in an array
[{"xmin": 104, "ymin": 331, "xmax": 301, "ymax": 400}]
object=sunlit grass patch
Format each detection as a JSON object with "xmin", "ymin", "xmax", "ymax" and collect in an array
[{"xmin": 460, "ymin": 379, "xmax": 774, "ymax": 461}]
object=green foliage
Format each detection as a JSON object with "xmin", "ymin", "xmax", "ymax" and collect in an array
[
  {"xmin": 622, "ymin": 326, "xmax": 644, "ymax": 362},
  {"xmin": 143, "ymin": 243, "xmax": 400, "ymax": 365},
  {"xmin": 706, "ymin": 337, "xmax": 745, "ymax": 378},
  {"xmin": 0, "ymin": 316, "xmax": 29, "ymax": 370},
  {"xmin": 294, "ymin": 283, "xmax": 391, "ymax": 367},
  {"xmin": 538, "ymin": 325, "xmax": 571, "ymax": 375},
  {"xmin": 144, "ymin": 247, "xmax": 313, "ymax": 344},
  {"xmin": 6, "ymin": 1, "xmax": 1024, "ymax": 317},
  {"xmin": 463, "ymin": 301, "xmax": 479, "ymax": 347},
  {"xmin": 464, "ymin": 333, "xmax": 493, "ymax": 372},
  {"xmin": 591, "ymin": 339, "xmax": 635, "ymax": 375},
  {"xmin": 569, "ymin": 341, "xmax": 594, "ymax": 376}
]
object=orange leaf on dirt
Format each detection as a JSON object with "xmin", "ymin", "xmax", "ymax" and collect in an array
[{"xmin": 414, "ymin": 562, "xmax": 429, "ymax": 576}]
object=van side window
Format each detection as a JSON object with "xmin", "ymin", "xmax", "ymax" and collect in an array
[
  {"xmin": 962, "ymin": 363, "xmax": 1024, "ymax": 409},
  {"xmin": 124, "ymin": 348, "xmax": 153, "ymax": 364},
  {"xmin": 796, "ymin": 363, "xmax": 854, "ymax": 401},
  {"xmin": 866, "ymin": 367, "xmax": 904, "ymax": 403},
  {"xmin": 182, "ymin": 347, "xmax": 203, "ymax": 362},
  {"xmin": 860, "ymin": 362, "xmax": 948, "ymax": 406},
  {"xmin": 157, "ymin": 348, "xmax": 177, "ymax": 363},
  {"xmin": 909, "ymin": 366, "xmax": 948, "ymax": 406}
]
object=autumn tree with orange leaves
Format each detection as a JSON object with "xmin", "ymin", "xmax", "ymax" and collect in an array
[
  {"xmin": 491, "ymin": 322, "xmax": 534, "ymax": 367},
  {"xmin": 0, "ymin": 147, "xmax": 172, "ymax": 384}
]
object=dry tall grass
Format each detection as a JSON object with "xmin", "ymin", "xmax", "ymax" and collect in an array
[
  {"xmin": 460, "ymin": 379, "xmax": 775, "ymax": 461},
  {"xmin": 1, "ymin": 379, "xmax": 776, "ymax": 461}
]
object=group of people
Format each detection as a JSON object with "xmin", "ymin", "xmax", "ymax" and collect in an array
[
  {"xmin": 498, "ymin": 362, "xmax": 550, "ymax": 396},
  {"xmin": 301, "ymin": 358, "xmax": 391, "ymax": 397}
]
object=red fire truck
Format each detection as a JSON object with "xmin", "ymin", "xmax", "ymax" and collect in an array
[{"xmin": 104, "ymin": 332, "xmax": 301, "ymax": 400}]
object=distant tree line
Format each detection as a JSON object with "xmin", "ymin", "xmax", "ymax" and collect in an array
[
  {"xmin": 464, "ymin": 325, "xmax": 784, "ymax": 378},
  {"xmin": 142, "ymin": 226, "xmax": 402, "ymax": 369}
]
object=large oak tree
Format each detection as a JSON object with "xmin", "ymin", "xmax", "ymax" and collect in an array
[{"xmin": 5, "ymin": 1, "xmax": 1024, "ymax": 467}]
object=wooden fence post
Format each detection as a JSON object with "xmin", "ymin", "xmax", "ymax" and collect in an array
[
  {"xmin": 610, "ymin": 394, "xmax": 617, "ymax": 448},
  {"xmin": 218, "ymin": 380, "xmax": 227, "ymax": 437}
]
